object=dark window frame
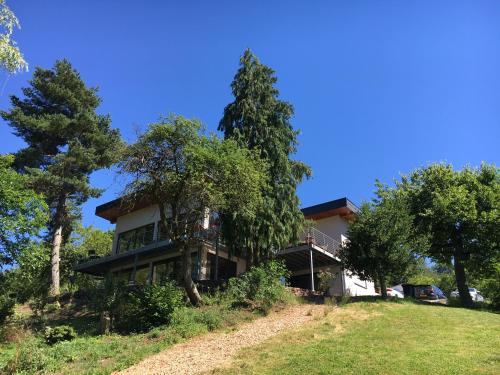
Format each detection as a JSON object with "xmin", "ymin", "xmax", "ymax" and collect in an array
[{"xmin": 116, "ymin": 223, "xmax": 155, "ymax": 254}]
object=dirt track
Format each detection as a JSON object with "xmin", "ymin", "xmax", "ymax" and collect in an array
[{"xmin": 115, "ymin": 303, "xmax": 325, "ymax": 375}]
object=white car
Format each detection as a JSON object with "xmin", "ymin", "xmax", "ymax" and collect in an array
[
  {"xmin": 387, "ymin": 287, "xmax": 404, "ymax": 298},
  {"xmin": 450, "ymin": 288, "xmax": 484, "ymax": 302}
]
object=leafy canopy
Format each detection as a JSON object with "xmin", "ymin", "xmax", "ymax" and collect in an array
[
  {"xmin": 120, "ymin": 114, "xmax": 267, "ymax": 242},
  {"xmin": 400, "ymin": 163, "xmax": 499, "ymax": 277},
  {"xmin": 0, "ymin": 0, "xmax": 27, "ymax": 73},
  {"xmin": 340, "ymin": 183, "xmax": 422, "ymax": 293},
  {"xmin": 0, "ymin": 154, "xmax": 48, "ymax": 267}
]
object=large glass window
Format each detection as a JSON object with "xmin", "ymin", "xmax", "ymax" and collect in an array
[
  {"xmin": 153, "ymin": 253, "xmax": 199, "ymax": 284},
  {"xmin": 157, "ymin": 220, "xmax": 170, "ymax": 242},
  {"xmin": 117, "ymin": 223, "xmax": 155, "ymax": 253},
  {"xmin": 134, "ymin": 266, "xmax": 151, "ymax": 285}
]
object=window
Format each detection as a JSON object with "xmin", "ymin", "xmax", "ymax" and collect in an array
[
  {"xmin": 153, "ymin": 254, "xmax": 199, "ymax": 284},
  {"xmin": 157, "ymin": 221, "xmax": 170, "ymax": 242},
  {"xmin": 117, "ymin": 223, "xmax": 155, "ymax": 253},
  {"xmin": 114, "ymin": 268, "xmax": 133, "ymax": 284},
  {"xmin": 134, "ymin": 266, "xmax": 151, "ymax": 285}
]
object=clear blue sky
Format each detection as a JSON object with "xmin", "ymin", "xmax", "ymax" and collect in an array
[{"xmin": 1, "ymin": 0, "xmax": 499, "ymax": 231}]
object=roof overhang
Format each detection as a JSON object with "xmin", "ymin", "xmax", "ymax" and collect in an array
[
  {"xmin": 95, "ymin": 195, "xmax": 153, "ymax": 223},
  {"xmin": 96, "ymin": 195, "xmax": 359, "ymax": 223},
  {"xmin": 301, "ymin": 197, "xmax": 359, "ymax": 221}
]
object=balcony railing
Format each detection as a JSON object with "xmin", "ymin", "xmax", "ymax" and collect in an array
[{"xmin": 283, "ymin": 226, "xmax": 342, "ymax": 258}]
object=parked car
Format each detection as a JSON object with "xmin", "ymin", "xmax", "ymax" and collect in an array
[
  {"xmin": 387, "ymin": 287, "xmax": 404, "ymax": 298},
  {"xmin": 402, "ymin": 284, "xmax": 447, "ymax": 302},
  {"xmin": 450, "ymin": 288, "xmax": 484, "ymax": 302}
]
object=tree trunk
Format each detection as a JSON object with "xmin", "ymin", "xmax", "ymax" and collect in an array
[
  {"xmin": 50, "ymin": 194, "xmax": 66, "ymax": 300},
  {"xmin": 182, "ymin": 243, "xmax": 202, "ymax": 306},
  {"xmin": 453, "ymin": 251, "xmax": 473, "ymax": 307},
  {"xmin": 379, "ymin": 275, "xmax": 387, "ymax": 299}
]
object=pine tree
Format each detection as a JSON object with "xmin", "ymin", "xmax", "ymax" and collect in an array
[
  {"xmin": 219, "ymin": 49, "xmax": 311, "ymax": 266},
  {"xmin": 1, "ymin": 59, "xmax": 123, "ymax": 298}
]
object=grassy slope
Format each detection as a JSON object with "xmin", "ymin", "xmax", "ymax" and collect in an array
[
  {"xmin": 210, "ymin": 301, "xmax": 500, "ymax": 375},
  {"xmin": 0, "ymin": 306, "xmax": 257, "ymax": 375}
]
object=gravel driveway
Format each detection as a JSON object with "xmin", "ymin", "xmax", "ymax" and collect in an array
[{"xmin": 115, "ymin": 303, "xmax": 325, "ymax": 375}]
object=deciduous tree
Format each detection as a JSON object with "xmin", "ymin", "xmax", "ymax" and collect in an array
[
  {"xmin": 0, "ymin": 0, "xmax": 27, "ymax": 73},
  {"xmin": 400, "ymin": 163, "xmax": 499, "ymax": 306},
  {"xmin": 0, "ymin": 154, "xmax": 47, "ymax": 268},
  {"xmin": 119, "ymin": 115, "xmax": 267, "ymax": 305},
  {"xmin": 339, "ymin": 184, "xmax": 421, "ymax": 298}
]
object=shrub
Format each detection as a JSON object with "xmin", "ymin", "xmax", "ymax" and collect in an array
[
  {"xmin": 0, "ymin": 294, "xmax": 15, "ymax": 325},
  {"xmin": 227, "ymin": 260, "xmax": 289, "ymax": 312},
  {"xmin": 44, "ymin": 325, "xmax": 77, "ymax": 345},
  {"xmin": 317, "ymin": 270, "xmax": 336, "ymax": 295},
  {"xmin": 3, "ymin": 338, "xmax": 48, "ymax": 374},
  {"xmin": 113, "ymin": 282, "xmax": 185, "ymax": 333}
]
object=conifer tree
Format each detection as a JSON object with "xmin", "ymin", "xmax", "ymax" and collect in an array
[
  {"xmin": 1, "ymin": 60, "xmax": 122, "ymax": 298},
  {"xmin": 219, "ymin": 49, "xmax": 311, "ymax": 266}
]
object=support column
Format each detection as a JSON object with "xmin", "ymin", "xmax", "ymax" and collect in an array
[
  {"xmin": 215, "ymin": 234, "xmax": 220, "ymax": 281},
  {"xmin": 309, "ymin": 249, "xmax": 315, "ymax": 291},
  {"xmin": 131, "ymin": 253, "xmax": 138, "ymax": 285}
]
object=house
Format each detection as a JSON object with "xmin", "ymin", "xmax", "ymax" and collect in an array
[{"xmin": 74, "ymin": 197, "xmax": 376, "ymax": 297}]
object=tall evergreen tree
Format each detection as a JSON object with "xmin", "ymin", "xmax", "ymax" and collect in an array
[
  {"xmin": 219, "ymin": 49, "xmax": 311, "ymax": 266},
  {"xmin": 1, "ymin": 60, "xmax": 123, "ymax": 298}
]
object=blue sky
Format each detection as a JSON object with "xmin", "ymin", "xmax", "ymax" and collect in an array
[{"xmin": 1, "ymin": 0, "xmax": 499, "ymax": 231}]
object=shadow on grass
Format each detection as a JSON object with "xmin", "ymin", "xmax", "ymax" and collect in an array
[{"xmin": 340, "ymin": 295, "xmax": 499, "ymax": 314}]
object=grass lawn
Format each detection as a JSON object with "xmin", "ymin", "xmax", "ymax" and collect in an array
[{"xmin": 210, "ymin": 300, "xmax": 500, "ymax": 375}]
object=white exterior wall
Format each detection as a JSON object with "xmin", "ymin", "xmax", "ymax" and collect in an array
[
  {"xmin": 311, "ymin": 214, "xmax": 377, "ymax": 297},
  {"xmin": 312, "ymin": 215, "xmax": 349, "ymax": 243}
]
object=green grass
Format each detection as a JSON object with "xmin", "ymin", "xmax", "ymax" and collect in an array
[
  {"xmin": 0, "ymin": 304, "xmax": 259, "ymax": 375},
  {"xmin": 210, "ymin": 300, "xmax": 500, "ymax": 375}
]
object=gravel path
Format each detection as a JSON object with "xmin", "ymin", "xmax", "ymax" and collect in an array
[{"xmin": 115, "ymin": 303, "xmax": 325, "ymax": 375}]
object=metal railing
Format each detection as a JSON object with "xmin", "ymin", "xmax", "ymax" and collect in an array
[{"xmin": 298, "ymin": 226, "xmax": 342, "ymax": 257}]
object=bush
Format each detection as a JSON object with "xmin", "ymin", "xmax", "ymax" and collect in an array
[
  {"xmin": 317, "ymin": 270, "xmax": 336, "ymax": 295},
  {"xmin": 3, "ymin": 338, "xmax": 48, "ymax": 374},
  {"xmin": 0, "ymin": 294, "xmax": 15, "ymax": 325},
  {"xmin": 113, "ymin": 282, "xmax": 185, "ymax": 333},
  {"xmin": 44, "ymin": 325, "xmax": 77, "ymax": 345},
  {"xmin": 227, "ymin": 260, "xmax": 289, "ymax": 312}
]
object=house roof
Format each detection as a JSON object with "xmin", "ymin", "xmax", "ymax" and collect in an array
[
  {"xmin": 301, "ymin": 197, "xmax": 358, "ymax": 220},
  {"xmin": 96, "ymin": 195, "xmax": 359, "ymax": 223},
  {"xmin": 95, "ymin": 195, "xmax": 152, "ymax": 223}
]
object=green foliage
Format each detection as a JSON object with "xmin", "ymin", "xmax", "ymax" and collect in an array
[
  {"xmin": 119, "ymin": 114, "xmax": 267, "ymax": 305},
  {"xmin": 113, "ymin": 282, "xmax": 185, "ymax": 333},
  {"xmin": 3, "ymin": 338, "xmax": 48, "ymax": 374},
  {"xmin": 0, "ymin": 293, "xmax": 15, "ymax": 325},
  {"xmin": 1, "ymin": 59, "xmax": 123, "ymax": 208},
  {"xmin": 0, "ymin": 0, "xmax": 28, "ymax": 73},
  {"xmin": 1, "ymin": 59, "xmax": 123, "ymax": 296},
  {"xmin": 7, "ymin": 243, "xmax": 51, "ymax": 313},
  {"xmin": 0, "ymin": 155, "xmax": 48, "ymax": 267},
  {"xmin": 61, "ymin": 224, "xmax": 114, "ymax": 292},
  {"xmin": 226, "ymin": 260, "xmax": 289, "ymax": 312},
  {"xmin": 171, "ymin": 306, "xmax": 224, "ymax": 336},
  {"xmin": 219, "ymin": 49, "xmax": 311, "ymax": 266},
  {"xmin": 317, "ymin": 270, "xmax": 336, "ymax": 295},
  {"xmin": 44, "ymin": 325, "xmax": 77, "ymax": 345},
  {"xmin": 400, "ymin": 163, "xmax": 499, "ymax": 306},
  {"xmin": 340, "ymin": 183, "xmax": 421, "ymax": 296}
]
